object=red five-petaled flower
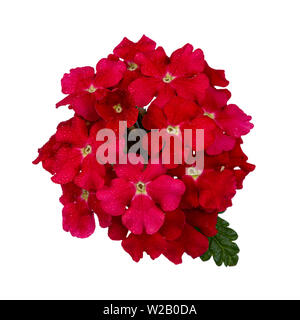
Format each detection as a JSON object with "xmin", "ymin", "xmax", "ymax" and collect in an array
[
  {"xmin": 56, "ymin": 57, "xmax": 126, "ymax": 121},
  {"xmin": 129, "ymin": 44, "xmax": 209, "ymax": 107},
  {"xmin": 97, "ymin": 162, "xmax": 185, "ymax": 235}
]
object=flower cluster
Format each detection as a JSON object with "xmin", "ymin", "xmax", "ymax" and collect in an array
[{"xmin": 33, "ymin": 36, "xmax": 254, "ymax": 264}]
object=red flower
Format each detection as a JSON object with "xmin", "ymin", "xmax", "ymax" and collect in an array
[
  {"xmin": 185, "ymin": 208, "xmax": 218, "ymax": 237},
  {"xmin": 122, "ymin": 233, "xmax": 166, "ymax": 262},
  {"xmin": 97, "ymin": 162, "xmax": 185, "ymax": 235},
  {"xmin": 114, "ymin": 35, "xmax": 156, "ymax": 68},
  {"xmin": 108, "ymin": 216, "xmax": 128, "ymax": 241},
  {"xmin": 163, "ymin": 224, "xmax": 209, "ymax": 264},
  {"xmin": 129, "ymin": 44, "xmax": 209, "ymax": 107},
  {"xmin": 51, "ymin": 116, "xmax": 106, "ymax": 189},
  {"xmin": 173, "ymin": 163, "xmax": 237, "ymax": 212},
  {"xmin": 197, "ymin": 169, "xmax": 237, "ymax": 212},
  {"xmin": 202, "ymin": 104, "xmax": 254, "ymax": 138},
  {"xmin": 56, "ymin": 58, "xmax": 126, "ymax": 121},
  {"xmin": 33, "ymin": 134, "xmax": 62, "ymax": 174},
  {"xmin": 204, "ymin": 61, "xmax": 229, "ymax": 87},
  {"xmin": 112, "ymin": 35, "xmax": 156, "ymax": 90},
  {"xmin": 122, "ymin": 213, "xmax": 209, "ymax": 264},
  {"xmin": 227, "ymin": 139, "xmax": 256, "ymax": 189},
  {"xmin": 160, "ymin": 209, "xmax": 186, "ymax": 241},
  {"xmin": 142, "ymin": 96, "xmax": 216, "ymax": 158},
  {"xmin": 95, "ymin": 89, "xmax": 138, "ymax": 130},
  {"xmin": 59, "ymin": 183, "xmax": 111, "ymax": 238}
]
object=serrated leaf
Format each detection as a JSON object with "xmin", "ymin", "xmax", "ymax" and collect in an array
[
  {"xmin": 217, "ymin": 217, "xmax": 229, "ymax": 227},
  {"xmin": 200, "ymin": 216, "xmax": 239, "ymax": 267},
  {"xmin": 210, "ymin": 239, "xmax": 223, "ymax": 266},
  {"xmin": 224, "ymin": 254, "xmax": 239, "ymax": 267},
  {"xmin": 218, "ymin": 227, "xmax": 238, "ymax": 241},
  {"xmin": 200, "ymin": 250, "xmax": 212, "ymax": 261}
]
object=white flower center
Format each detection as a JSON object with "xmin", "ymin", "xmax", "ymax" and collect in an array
[
  {"xmin": 81, "ymin": 189, "xmax": 89, "ymax": 201},
  {"xmin": 136, "ymin": 181, "xmax": 146, "ymax": 194},
  {"xmin": 113, "ymin": 104, "xmax": 123, "ymax": 113},
  {"xmin": 166, "ymin": 125, "xmax": 179, "ymax": 135},
  {"xmin": 203, "ymin": 111, "xmax": 215, "ymax": 119},
  {"xmin": 163, "ymin": 72, "xmax": 175, "ymax": 83},
  {"xmin": 186, "ymin": 167, "xmax": 202, "ymax": 179},
  {"xmin": 127, "ymin": 62, "xmax": 138, "ymax": 71},
  {"xmin": 87, "ymin": 85, "xmax": 96, "ymax": 93},
  {"xmin": 82, "ymin": 144, "xmax": 92, "ymax": 157}
]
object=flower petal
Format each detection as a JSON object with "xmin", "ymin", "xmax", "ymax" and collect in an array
[
  {"xmin": 60, "ymin": 67, "xmax": 95, "ymax": 94},
  {"xmin": 185, "ymin": 208, "xmax": 218, "ymax": 237},
  {"xmin": 204, "ymin": 62, "xmax": 229, "ymax": 87},
  {"xmin": 114, "ymin": 162, "xmax": 144, "ymax": 181},
  {"xmin": 135, "ymin": 47, "xmax": 168, "ymax": 77},
  {"xmin": 181, "ymin": 224, "xmax": 209, "ymax": 258},
  {"xmin": 147, "ymin": 175, "xmax": 185, "ymax": 212},
  {"xmin": 95, "ymin": 58, "xmax": 126, "ymax": 88},
  {"xmin": 206, "ymin": 130, "xmax": 236, "ymax": 155},
  {"xmin": 159, "ymin": 208, "xmax": 185, "ymax": 241},
  {"xmin": 169, "ymin": 44, "xmax": 205, "ymax": 76},
  {"xmin": 164, "ymin": 96, "xmax": 199, "ymax": 125},
  {"xmin": 108, "ymin": 216, "xmax": 128, "ymax": 240},
  {"xmin": 129, "ymin": 77, "xmax": 160, "ymax": 107},
  {"xmin": 55, "ymin": 116, "xmax": 88, "ymax": 147},
  {"xmin": 122, "ymin": 195, "xmax": 164, "ymax": 234},
  {"xmin": 114, "ymin": 35, "xmax": 156, "ymax": 61},
  {"xmin": 97, "ymin": 178, "xmax": 135, "ymax": 216},
  {"xmin": 62, "ymin": 201, "xmax": 95, "ymax": 238},
  {"xmin": 215, "ymin": 104, "xmax": 254, "ymax": 138},
  {"xmin": 142, "ymin": 102, "xmax": 168, "ymax": 129},
  {"xmin": 121, "ymin": 233, "xmax": 144, "ymax": 262},
  {"xmin": 197, "ymin": 169, "xmax": 237, "ymax": 212},
  {"xmin": 171, "ymin": 73, "xmax": 209, "ymax": 101},
  {"xmin": 51, "ymin": 147, "xmax": 82, "ymax": 184}
]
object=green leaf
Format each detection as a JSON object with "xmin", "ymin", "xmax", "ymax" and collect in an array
[{"xmin": 200, "ymin": 216, "xmax": 239, "ymax": 267}]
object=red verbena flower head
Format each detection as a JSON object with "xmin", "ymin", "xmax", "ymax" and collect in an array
[{"xmin": 33, "ymin": 36, "xmax": 255, "ymax": 265}]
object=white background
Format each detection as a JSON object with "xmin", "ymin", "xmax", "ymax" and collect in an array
[{"xmin": 0, "ymin": 0, "xmax": 299, "ymax": 300}]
